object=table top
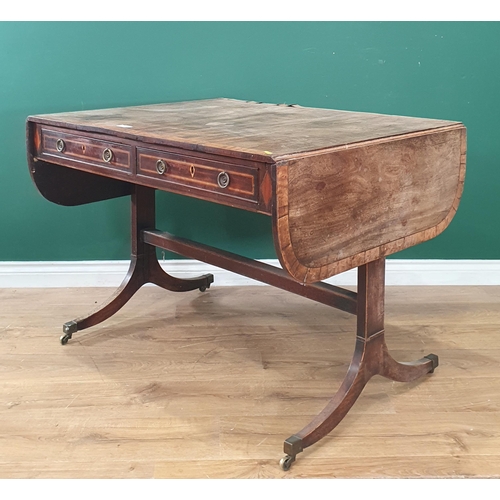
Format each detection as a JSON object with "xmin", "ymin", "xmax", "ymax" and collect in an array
[{"xmin": 29, "ymin": 98, "xmax": 459, "ymax": 162}]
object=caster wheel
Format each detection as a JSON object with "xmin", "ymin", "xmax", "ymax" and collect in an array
[
  {"xmin": 60, "ymin": 334, "xmax": 71, "ymax": 345},
  {"xmin": 199, "ymin": 284, "xmax": 210, "ymax": 292},
  {"xmin": 279, "ymin": 455, "xmax": 295, "ymax": 471}
]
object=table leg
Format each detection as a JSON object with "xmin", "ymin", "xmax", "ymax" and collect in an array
[
  {"xmin": 60, "ymin": 186, "xmax": 213, "ymax": 344},
  {"xmin": 279, "ymin": 257, "xmax": 438, "ymax": 470}
]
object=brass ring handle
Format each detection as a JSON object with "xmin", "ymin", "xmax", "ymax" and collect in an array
[
  {"xmin": 217, "ymin": 171, "xmax": 230, "ymax": 189},
  {"xmin": 156, "ymin": 159, "xmax": 166, "ymax": 175},
  {"xmin": 56, "ymin": 139, "xmax": 65, "ymax": 153},
  {"xmin": 102, "ymin": 148, "xmax": 113, "ymax": 163}
]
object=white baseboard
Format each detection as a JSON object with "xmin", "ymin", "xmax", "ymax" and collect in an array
[{"xmin": 1, "ymin": 259, "xmax": 500, "ymax": 288}]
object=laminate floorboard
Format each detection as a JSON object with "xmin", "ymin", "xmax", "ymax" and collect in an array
[{"xmin": 0, "ymin": 285, "xmax": 499, "ymax": 478}]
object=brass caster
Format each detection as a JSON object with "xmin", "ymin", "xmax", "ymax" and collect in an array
[
  {"xmin": 200, "ymin": 274, "xmax": 214, "ymax": 292},
  {"xmin": 61, "ymin": 320, "xmax": 77, "ymax": 345},
  {"xmin": 60, "ymin": 333, "xmax": 72, "ymax": 345},
  {"xmin": 279, "ymin": 454, "xmax": 295, "ymax": 471},
  {"xmin": 424, "ymin": 353, "xmax": 439, "ymax": 373}
]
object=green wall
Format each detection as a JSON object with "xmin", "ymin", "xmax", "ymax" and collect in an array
[{"xmin": 1, "ymin": 22, "xmax": 499, "ymax": 261}]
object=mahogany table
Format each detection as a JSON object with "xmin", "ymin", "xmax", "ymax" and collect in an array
[{"xmin": 26, "ymin": 98, "xmax": 466, "ymax": 470}]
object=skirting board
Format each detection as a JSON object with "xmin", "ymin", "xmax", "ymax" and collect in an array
[{"xmin": 1, "ymin": 259, "xmax": 500, "ymax": 288}]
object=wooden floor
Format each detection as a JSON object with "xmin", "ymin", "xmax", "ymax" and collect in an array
[{"xmin": 1, "ymin": 284, "xmax": 499, "ymax": 479}]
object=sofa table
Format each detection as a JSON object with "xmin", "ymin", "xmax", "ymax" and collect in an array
[{"xmin": 26, "ymin": 98, "xmax": 466, "ymax": 470}]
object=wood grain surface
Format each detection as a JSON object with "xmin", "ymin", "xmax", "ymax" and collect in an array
[
  {"xmin": 1, "ymin": 285, "xmax": 499, "ymax": 478},
  {"xmin": 28, "ymin": 98, "xmax": 459, "ymax": 162},
  {"xmin": 274, "ymin": 127, "xmax": 466, "ymax": 282}
]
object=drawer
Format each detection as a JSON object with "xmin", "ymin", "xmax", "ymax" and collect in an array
[
  {"xmin": 137, "ymin": 147, "xmax": 259, "ymax": 202},
  {"xmin": 39, "ymin": 127, "xmax": 133, "ymax": 173}
]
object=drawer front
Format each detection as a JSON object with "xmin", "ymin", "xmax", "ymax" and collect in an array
[
  {"xmin": 137, "ymin": 147, "xmax": 258, "ymax": 202},
  {"xmin": 39, "ymin": 127, "xmax": 133, "ymax": 173}
]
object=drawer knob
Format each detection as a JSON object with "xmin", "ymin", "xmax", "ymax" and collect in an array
[
  {"xmin": 217, "ymin": 171, "xmax": 230, "ymax": 189},
  {"xmin": 102, "ymin": 148, "xmax": 113, "ymax": 163},
  {"xmin": 56, "ymin": 139, "xmax": 65, "ymax": 152},
  {"xmin": 156, "ymin": 159, "xmax": 167, "ymax": 175}
]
